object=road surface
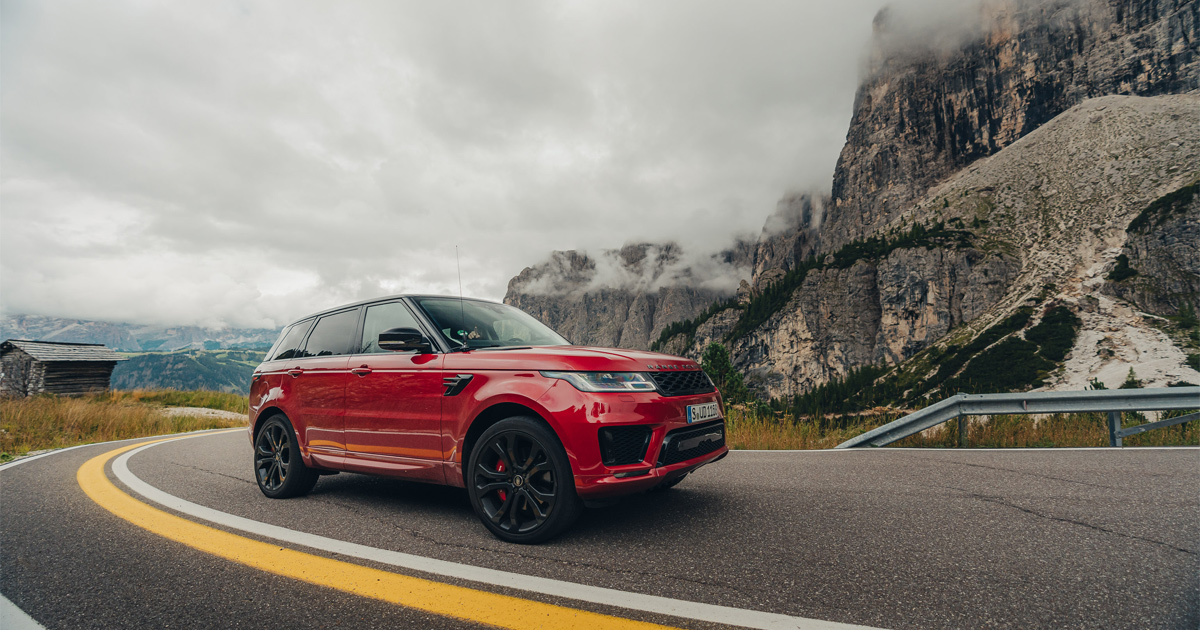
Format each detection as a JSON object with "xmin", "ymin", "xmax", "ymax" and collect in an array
[{"xmin": 1, "ymin": 430, "xmax": 1196, "ymax": 629}]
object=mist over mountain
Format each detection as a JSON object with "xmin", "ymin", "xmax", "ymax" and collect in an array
[{"xmin": 507, "ymin": 0, "xmax": 1200, "ymax": 400}]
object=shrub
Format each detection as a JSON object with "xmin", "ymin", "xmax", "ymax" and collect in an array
[
  {"xmin": 1120, "ymin": 367, "xmax": 1143, "ymax": 390},
  {"xmin": 944, "ymin": 338, "xmax": 1053, "ymax": 394},
  {"xmin": 1025, "ymin": 306, "xmax": 1081, "ymax": 362},
  {"xmin": 700, "ymin": 343, "xmax": 750, "ymax": 404},
  {"xmin": 1177, "ymin": 302, "xmax": 1198, "ymax": 329}
]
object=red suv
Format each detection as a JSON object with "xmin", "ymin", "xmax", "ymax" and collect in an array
[{"xmin": 249, "ymin": 295, "xmax": 727, "ymax": 543}]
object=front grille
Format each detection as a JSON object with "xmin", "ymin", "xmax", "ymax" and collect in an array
[
  {"xmin": 648, "ymin": 370, "xmax": 715, "ymax": 397},
  {"xmin": 599, "ymin": 426, "xmax": 652, "ymax": 466},
  {"xmin": 657, "ymin": 420, "xmax": 725, "ymax": 466}
]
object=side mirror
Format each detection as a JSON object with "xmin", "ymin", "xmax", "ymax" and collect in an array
[{"xmin": 379, "ymin": 327, "xmax": 433, "ymax": 353}]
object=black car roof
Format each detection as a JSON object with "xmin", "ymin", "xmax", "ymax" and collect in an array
[{"xmin": 283, "ymin": 294, "xmax": 502, "ymax": 328}]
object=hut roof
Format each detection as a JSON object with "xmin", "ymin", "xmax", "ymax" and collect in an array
[{"xmin": 1, "ymin": 339, "xmax": 124, "ymax": 362}]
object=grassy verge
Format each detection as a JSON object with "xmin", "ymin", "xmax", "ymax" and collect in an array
[
  {"xmin": 0, "ymin": 391, "xmax": 249, "ymax": 461},
  {"xmin": 725, "ymin": 406, "xmax": 1199, "ymax": 450},
  {"xmin": 103, "ymin": 389, "xmax": 250, "ymax": 414}
]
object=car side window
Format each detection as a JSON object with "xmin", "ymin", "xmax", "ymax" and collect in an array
[
  {"xmin": 359, "ymin": 301, "xmax": 423, "ymax": 353},
  {"xmin": 298, "ymin": 310, "xmax": 358, "ymax": 358},
  {"xmin": 270, "ymin": 319, "xmax": 313, "ymax": 361}
]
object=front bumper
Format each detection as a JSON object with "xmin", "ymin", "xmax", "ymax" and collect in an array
[
  {"xmin": 574, "ymin": 440, "xmax": 728, "ymax": 498},
  {"xmin": 535, "ymin": 380, "xmax": 728, "ymax": 499}
]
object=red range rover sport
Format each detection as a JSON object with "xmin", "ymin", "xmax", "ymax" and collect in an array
[{"xmin": 249, "ymin": 295, "xmax": 727, "ymax": 543}]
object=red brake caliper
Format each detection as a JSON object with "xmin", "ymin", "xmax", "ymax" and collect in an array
[{"xmin": 496, "ymin": 459, "xmax": 507, "ymax": 502}]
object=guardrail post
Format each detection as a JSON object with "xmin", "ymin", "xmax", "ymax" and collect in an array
[
  {"xmin": 957, "ymin": 414, "xmax": 967, "ymax": 448},
  {"xmin": 1108, "ymin": 411, "xmax": 1122, "ymax": 447}
]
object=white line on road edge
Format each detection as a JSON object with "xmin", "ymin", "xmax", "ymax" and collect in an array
[
  {"xmin": 113, "ymin": 432, "xmax": 880, "ymax": 630},
  {"xmin": 0, "ymin": 428, "xmax": 240, "ymax": 473},
  {"xmin": 0, "ymin": 593, "xmax": 47, "ymax": 630}
]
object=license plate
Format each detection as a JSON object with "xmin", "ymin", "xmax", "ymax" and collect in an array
[{"xmin": 686, "ymin": 402, "xmax": 721, "ymax": 424}]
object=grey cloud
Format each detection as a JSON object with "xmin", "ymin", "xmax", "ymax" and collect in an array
[{"xmin": 1, "ymin": 0, "xmax": 937, "ymax": 329}]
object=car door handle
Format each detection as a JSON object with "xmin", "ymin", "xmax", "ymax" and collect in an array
[
  {"xmin": 351, "ymin": 367, "xmax": 372, "ymax": 376},
  {"xmin": 287, "ymin": 368, "xmax": 304, "ymax": 377}
]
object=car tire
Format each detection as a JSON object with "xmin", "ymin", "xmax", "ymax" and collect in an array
[
  {"xmin": 466, "ymin": 416, "xmax": 581, "ymax": 544},
  {"xmin": 254, "ymin": 414, "xmax": 319, "ymax": 499}
]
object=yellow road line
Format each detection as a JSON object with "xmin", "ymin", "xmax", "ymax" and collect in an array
[{"xmin": 78, "ymin": 438, "xmax": 681, "ymax": 630}]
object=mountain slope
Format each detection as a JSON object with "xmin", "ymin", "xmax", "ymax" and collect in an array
[{"xmin": 1, "ymin": 314, "xmax": 278, "ymax": 352}]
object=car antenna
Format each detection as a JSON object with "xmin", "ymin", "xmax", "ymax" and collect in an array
[{"xmin": 456, "ymin": 245, "xmax": 467, "ymax": 347}]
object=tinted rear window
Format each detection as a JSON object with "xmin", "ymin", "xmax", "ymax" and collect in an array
[
  {"xmin": 299, "ymin": 309, "xmax": 359, "ymax": 358},
  {"xmin": 270, "ymin": 319, "xmax": 313, "ymax": 361}
]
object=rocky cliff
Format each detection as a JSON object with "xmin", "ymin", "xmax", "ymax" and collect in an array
[
  {"xmin": 504, "ymin": 243, "xmax": 751, "ymax": 349},
  {"xmin": 1102, "ymin": 180, "xmax": 1200, "ymax": 315},
  {"xmin": 692, "ymin": 94, "xmax": 1199, "ymax": 398},
  {"xmin": 821, "ymin": 0, "xmax": 1199, "ymax": 251}
]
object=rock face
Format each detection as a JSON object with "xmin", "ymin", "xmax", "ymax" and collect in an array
[
  {"xmin": 674, "ymin": 247, "xmax": 1020, "ymax": 397},
  {"xmin": 751, "ymin": 192, "xmax": 830, "ymax": 286},
  {"xmin": 822, "ymin": 0, "xmax": 1200, "ymax": 250},
  {"xmin": 1102, "ymin": 182, "xmax": 1200, "ymax": 315},
  {"xmin": 680, "ymin": 94, "xmax": 1200, "ymax": 398},
  {"xmin": 504, "ymin": 243, "xmax": 748, "ymax": 349}
]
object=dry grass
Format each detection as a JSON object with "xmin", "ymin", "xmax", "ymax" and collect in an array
[
  {"xmin": 894, "ymin": 411, "xmax": 1199, "ymax": 448},
  {"xmin": 726, "ymin": 406, "xmax": 1199, "ymax": 450},
  {"xmin": 101, "ymin": 389, "xmax": 249, "ymax": 414},
  {"xmin": 0, "ymin": 391, "xmax": 249, "ymax": 461}
]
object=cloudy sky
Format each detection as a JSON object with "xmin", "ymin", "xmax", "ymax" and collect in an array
[{"xmin": 2, "ymin": 0, "xmax": 900, "ymax": 329}]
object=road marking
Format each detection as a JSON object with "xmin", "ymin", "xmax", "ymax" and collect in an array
[
  {"xmin": 80, "ymin": 437, "xmax": 680, "ymax": 630},
  {"xmin": 0, "ymin": 428, "xmax": 237, "ymax": 472},
  {"xmin": 108, "ymin": 431, "xmax": 876, "ymax": 630},
  {"xmin": 0, "ymin": 593, "xmax": 46, "ymax": 630}
]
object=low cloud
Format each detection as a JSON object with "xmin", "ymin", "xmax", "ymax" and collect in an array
[
  {"xmin": 1, "ymin": 0, "xmax": 987, "ymax": 328},
  {"xmin": 512, "ymin": 242, "xmax": 751, "ymax": 298}
]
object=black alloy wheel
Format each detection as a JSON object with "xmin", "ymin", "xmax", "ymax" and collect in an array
[
  {"xmin": 254, "ymin": 414, "xmax": 318, "ymax": 499},
  {"xmin": 467, "ymin": 417, "xmax": 580, "ymax": 544}
]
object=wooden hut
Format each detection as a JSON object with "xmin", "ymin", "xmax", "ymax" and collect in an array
[{"xmin": 0, "ymin": 340, "xmax": 123, "ymax": 396}]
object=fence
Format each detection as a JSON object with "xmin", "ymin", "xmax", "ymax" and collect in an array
[{"xmin": 835, "ymin": 387, "xmax": 1200, "ymax": 449}]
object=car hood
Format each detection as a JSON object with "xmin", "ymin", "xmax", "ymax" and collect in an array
[{"xmin": 441, "ymin": 345, "xmax": 701, "ymax": 372}]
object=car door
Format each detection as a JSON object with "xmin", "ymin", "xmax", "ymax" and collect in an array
[
  {"xmin": 342, "ymin": 299, "xmax": 445, "ymax": 482},
  {"xmin": 284, "ymin": 308, "xmax": 358, "ymax": 460}
]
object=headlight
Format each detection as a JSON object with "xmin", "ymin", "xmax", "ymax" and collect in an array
[{"xmin": 541, "ymin": 371, "xmax": 658, "ymax": 392}]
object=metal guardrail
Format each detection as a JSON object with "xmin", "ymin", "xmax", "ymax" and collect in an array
[{"xmin": 835, "ymin": 387, "xmax": 1200, "ymax": 448}]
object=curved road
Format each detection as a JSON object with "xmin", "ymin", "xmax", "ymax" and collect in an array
[{"xmin": 2, "ymin": 430, "xmax": 1197, "ymax": 629}]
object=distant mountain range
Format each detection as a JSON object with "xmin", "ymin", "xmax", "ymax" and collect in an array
[
  {"xmin": 111, "ymin": 349, "xmax": 265, "ymax": 394},
  {"xmin": 1, "ymin": 314, "xmax": 279, "ymax": 352}
]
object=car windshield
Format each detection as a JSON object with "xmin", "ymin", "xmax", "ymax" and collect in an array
[{"xmin": 413, "ymin": 297, "xmax": 570, "ymax": 350}]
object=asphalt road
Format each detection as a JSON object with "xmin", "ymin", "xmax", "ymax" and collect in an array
[{"xmin": 2, "ymin": 431, "xmax": 1196, "ymax": 629}]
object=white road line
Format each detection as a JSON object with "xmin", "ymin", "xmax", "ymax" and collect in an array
[
  {"xmin": 0, "ymin": 593, "xmax": 47, "ymax": 630},
  {"xmin": 0, "ymin": 428, "xmax": 239, "ymax": 473},
  {"xmin": 113, "ymin": 432, "xmax": 879, "ymax": 630}
]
